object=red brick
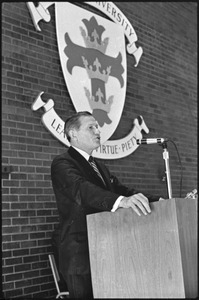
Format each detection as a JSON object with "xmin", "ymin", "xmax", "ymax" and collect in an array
[
  {"xmin": 15, "ymin": 263, "xmax": 31, "ymax": 273},
  {"xmin": 2, "ymin": 226, "xmax": 20, "ymax": 234},
  {"xmin": 5, "ymin": 257, "xmax": 22, "ymax": 266},
  {"xmin": 2, "ymin": 282, "xmax": 15, "ymax": 291},
  {"xmin": 15, "ymin": 279, "xmax": 32, "ymax": 289},
  {"xmin": 4, "ymin": 289, "xmax": 23, "ymax": 299},
  {"xmin": 2, "ymin": 266, "xmax": 14, "ymax": 275},
  {"xmin": 5, "ymin": 272, "xmax": 23, "ymax": 282},
  {"xmin": 12, "ymin": 218, "xmax": 29, "ymax": 225},
  {"xmin": 13, "ymin": 248, "xmax": 29, "ymax": 257}
]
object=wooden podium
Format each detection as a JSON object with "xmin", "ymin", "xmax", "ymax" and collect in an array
[{"xmin": 87, "ymin": 198, "xmax": 198, "ymax": 298}]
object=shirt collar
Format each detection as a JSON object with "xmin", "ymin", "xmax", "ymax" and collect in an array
[{"xmin": 72, "ymin": 146, "xmax": 90, "ymax": 161}]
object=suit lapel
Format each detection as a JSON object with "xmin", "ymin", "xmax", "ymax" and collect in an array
[{"xmin": 68, "ymin": 147, "xmax": 107, "ymax": 188}]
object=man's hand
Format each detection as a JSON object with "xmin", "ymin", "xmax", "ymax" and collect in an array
[{"xmin": 118, "ymin": 193, "xmax": 151, "ymax": 216}]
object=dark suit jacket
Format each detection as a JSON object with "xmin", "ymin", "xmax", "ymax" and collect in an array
[{"xmin": 51, "ymin": 146, "xmax": 159, "ymax": 278}]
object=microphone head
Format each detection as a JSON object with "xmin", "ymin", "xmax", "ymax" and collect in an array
[{"xmin": 136, "ymin": 138, "xmax": 168, "ymax": 145}]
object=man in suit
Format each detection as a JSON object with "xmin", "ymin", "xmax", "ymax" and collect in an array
[{"xmin": 51, "ymin": 111, "xmax": 162, "ymax": 298}]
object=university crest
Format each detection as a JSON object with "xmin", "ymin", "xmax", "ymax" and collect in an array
[{"xmin": 27, "ymin": 2, "xmax": 149, "ymax": 159}]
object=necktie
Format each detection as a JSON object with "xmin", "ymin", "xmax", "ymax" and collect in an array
[{"xmin": 89, "ymin": 156, "xmax": 106, "ymax": 186}]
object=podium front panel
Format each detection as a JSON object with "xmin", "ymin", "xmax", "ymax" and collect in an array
[
  {"xmin": 87, "ymin": 200, "xmax": 185, "ymax": 298},
  {"xmin": 175, "ymin": 198, "xmax": 198, "ymax": 297}
]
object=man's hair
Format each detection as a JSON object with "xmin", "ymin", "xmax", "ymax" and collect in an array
[{"xmin": 64, "ymin": 111, "xmax": 92, "ymax": 142}]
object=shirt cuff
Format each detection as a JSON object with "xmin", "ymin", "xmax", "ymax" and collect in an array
[
  {"xmin": 111, "ymin": 196, "xmax": 124, "ymax": 212},
  {"xmin": 159, "ymin": 197, "xmax": 165, "ymax": 201}
]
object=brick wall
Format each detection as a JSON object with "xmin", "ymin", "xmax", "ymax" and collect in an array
[{"xmin": 2, "ymin": 2, "xmax": 197, "ymax": 299}]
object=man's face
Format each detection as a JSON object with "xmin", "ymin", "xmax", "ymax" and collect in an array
[{"xmin": 71, "ymin": 115, "xmax": 101, "ymax": 154}]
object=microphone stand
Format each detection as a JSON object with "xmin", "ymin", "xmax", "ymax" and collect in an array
[{"xmin": 161, "ymin": 141, "xmax": 172, "ymax": 199}]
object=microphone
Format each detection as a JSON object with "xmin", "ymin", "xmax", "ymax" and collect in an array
[{"xmin": 136, "ymin": 138, "xmax": 168, "ymax": 145}]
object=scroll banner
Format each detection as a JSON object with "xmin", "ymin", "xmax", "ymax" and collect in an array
[{"xmin": 32, "ymin": 92, "xmax": 149, "ymax": 160}]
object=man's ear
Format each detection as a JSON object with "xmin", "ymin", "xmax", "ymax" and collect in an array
[{"xmin": 69, "ymin": 128, "xmax": 77, "ymax": 141}]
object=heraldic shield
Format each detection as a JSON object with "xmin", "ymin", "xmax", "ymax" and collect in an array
[{"xmin": 55, "ymin": 2, "xmax": 127, "ymax": 144}]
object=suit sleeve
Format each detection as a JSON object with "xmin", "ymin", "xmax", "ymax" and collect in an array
[{"xmin": 51, "ymin": 156, "xmax": 121, "ymax": 216}]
